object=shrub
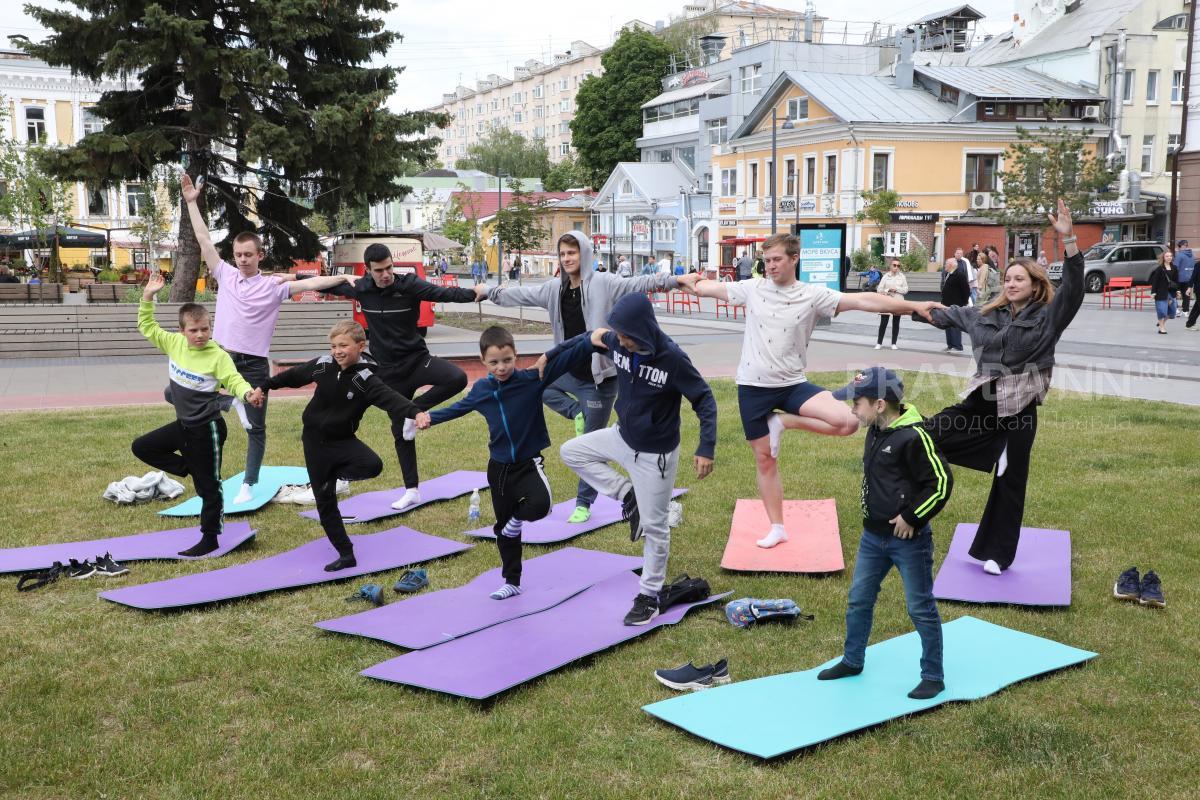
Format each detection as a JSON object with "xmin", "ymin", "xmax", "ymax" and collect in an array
[
  {"xmin": 97, "ymin": 269, "xmax": 121, "ymax": 282},
  {"xmin": 900, "ymin": 245, "xmax": 929, "ymax": 272},
  {"xmin": 850, "ymin": 248, "xmax": 881, "ymax": 272}
]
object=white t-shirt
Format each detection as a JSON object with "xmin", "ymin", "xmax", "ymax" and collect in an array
[{"xmin": 725, "ymin": 278, "xmax": 842, "ymax": 387}]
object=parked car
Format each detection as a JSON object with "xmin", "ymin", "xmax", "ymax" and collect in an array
[{"xmin": 1047, "ymin": 241, "xmax": 1165, "ymax": 293}]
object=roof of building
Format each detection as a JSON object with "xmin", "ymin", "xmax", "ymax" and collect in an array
[
  {"xmin": 450, "ymin": 191, "xmax": 581, "ymax": 219},
  {"xmin": 641, "ymin": 77, "xmax": 731, "ymax": 109},
  {"xmin": 915, "ymin": 65, "xmax": 1102, "ymax": 100},
  {"xmin": 967, "ymin": 0, "xmax": 1142, "ymax": 65},
  {"xmin": 714, "ymin": 1, "xmax": 808, "ymax": 16},
  {"xmin": 913, "ymin": 4, "xmax": 986, "ymax": 25}
]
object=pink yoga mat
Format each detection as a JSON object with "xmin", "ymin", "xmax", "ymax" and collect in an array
[
  {"xmin": 720, "ymin": 499, "xmax": 844, "ymax": 573},
  {"xmin": 361, "ymin": 571, "xmax": 728, "ymax": 700},
  {"xmin": 300, "ymin": 470, "xmax": 488, "ymax": 524},
  {"xmin": 316, "ymin": 547, "xmax": 643, "ymax": 649},
  {"xmin": 0, "ymin": 522, "xmax": 256, "ymax": 574},
  {"xmin": 464, "ymin": 490, "xmax": 687, "ymax": 544},
  {"xmin": 99, "ymin": 527, "xmax": 472, "ymax": 610},
  {"xmin": 933, "ymin": 523, "xmax": 1072, "ymax": 606}
]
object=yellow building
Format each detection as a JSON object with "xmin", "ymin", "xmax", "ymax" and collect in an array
[{"xmin": 708, "ymin": 64, "xmax": 1109, "ymax": 265}]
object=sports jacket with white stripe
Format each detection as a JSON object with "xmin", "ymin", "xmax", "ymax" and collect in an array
[{"xmin": 860, "ymin": 404, "xmax": 953, "ymax": 536}]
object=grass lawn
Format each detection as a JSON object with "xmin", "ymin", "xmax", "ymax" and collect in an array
[{"xmin": 0, "ymin": 375, "xmax": 1194, "ymax": 799}]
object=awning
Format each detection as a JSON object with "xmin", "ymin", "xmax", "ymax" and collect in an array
[
  {"xmin": 412, "ymin": 230, "xmax": 464, "ymax": 251},
  {"xmin": 720, "ymin": 236, "xmax": 766, "ymax": 245},
  {"xmin": 641, "ymin": 78, "xmax": 730, "ymax": 110},
  {"xmin": 2, "ymin": 226, "xmax": 108, "ymax": 248}
]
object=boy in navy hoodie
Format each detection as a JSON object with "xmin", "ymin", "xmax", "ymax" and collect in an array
[
  {"xmin": 427, "ymin": 325, "xmax": 604, "ymax": 599},
  {"xmin": 561, "ymin": 293, "xmax": 717, "ymax": 625}
]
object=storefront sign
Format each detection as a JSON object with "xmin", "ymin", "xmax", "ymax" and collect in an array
[
  {"xmin": 1090, "ymin": 200, "xmax": 1129, "ymax": 216},
  {"xmin": 719, "ymin": 219, "xmax": 738, "ymax": 227},
  {"xmin": 718, "ymin": 203, "xmax": 736, "ymax": 212},
  {"xmin": 800, "ymin": 199, "xmax": 816, "ymax": 212},
  {"xmin": 896, "ymin": 200, "xmax": 920, "ymax": 209},
  {"xmin": 890, "ymin": 212, "xmax": 939, "ymax": 223},
  {"xmin": 795, "ymin": 224, "xmax": 845, "ymax": 291}
]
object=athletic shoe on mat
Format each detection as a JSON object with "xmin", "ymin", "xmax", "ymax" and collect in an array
[
  {"xmin": 94, "ymin": 553, "xmax": 129, "ymax": 577},
  {"xmin": 654, "ymin": 659, "xmax": 731, "ymax": 691},
  {"xmin": 66, "ymin": 558, "xmax": 96, "ymax": 579},
  {"xmin": 622, "ymin": 488, "xmax": 642, "ymax": 542},
  {"xmin": 1113, "ymin": 567, "xmax": 1141, "ymax": 601},
  {"xmin": 1139, "ymin": 571, "xmax": 1165, "ymax": 608},
  {"xmin": 567, "ymin": 506, "xmax": 591, "ymax": 524},
  {"xmin": 623, "ymin": 593, "xmax": 659, "ymax": 626}
]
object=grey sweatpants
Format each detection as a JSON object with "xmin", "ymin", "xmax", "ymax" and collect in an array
[{"xmin": 560, "ymin": 425, "xmax": 679, "ymax": 596}]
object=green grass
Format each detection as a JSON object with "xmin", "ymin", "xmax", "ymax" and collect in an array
[{"xmin": 0, "ymin": 375, "xmax": 1195, "ymax": 799}]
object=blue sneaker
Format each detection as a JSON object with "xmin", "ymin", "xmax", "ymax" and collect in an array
[
  {"xmin": 393, "ymin": 569, "xmax": 429, "ymax": 593},
  {"xmin": 1139, "ymin": 571, "xmax": 1165, "ymax": 608},
  {"xmin": 654, "ymin": 659, "xmax": 731, "ymax": 691},
  {"xmin": 1113, "ymin": 567, "xmax": 1140, "ymax": 601}
]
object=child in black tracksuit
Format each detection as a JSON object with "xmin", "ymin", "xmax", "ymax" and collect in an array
[
  {"xmin": 254, "ymin": 321, "xmax": 428, "ymax": 572},
  {"xmin": 820, "ymin": 367, "xmax": 954, "ymax": 700},
  {"xmin": 427, "ymin": 325, "xmax": 602, "ymax": 599}
]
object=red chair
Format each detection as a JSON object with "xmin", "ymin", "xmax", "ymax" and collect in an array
[
  {"xmin": 1101, "ymin": 277, "xmax": 1132, "ymax": 309},
  {"xmin": 1127, "ymin": 283, "xmax": 1150, "ymax": 310},
  {"xmin": 647, "ymin": 290, "xmax": 670, "ymax": 310},
  {"xmin": 669, "ymin": 290, "xmax": 700, "ymax": 314},
  {"xmin": 715, "ymin": 296, "xmax": 744, "ymax": 319},
  {"xmin": 437, "ymin": 274, "xmax": 459, "ymax": 288}
]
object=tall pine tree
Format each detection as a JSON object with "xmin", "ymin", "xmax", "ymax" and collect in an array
[{"xmin": 21, "ymin": 0, "xmax": 447, "ymax": 300}]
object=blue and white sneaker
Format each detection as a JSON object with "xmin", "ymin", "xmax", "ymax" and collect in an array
[
  {"xmin": 1139, "ymin": 571, "xmax": 1165, "ymax": 608},
  {"xmin": 654, "ymin": 659, "xmax": 731, "ymax": 691},
  {"xmin": 1113, "ymin": 567, "xmax": 1140, "ymax": 601}
]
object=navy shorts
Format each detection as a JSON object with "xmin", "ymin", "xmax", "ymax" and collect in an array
[{"xmin": 738, "ymin": 382, "xmax": 827, "ymax": 440}]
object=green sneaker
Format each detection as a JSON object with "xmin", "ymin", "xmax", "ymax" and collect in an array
[
  {"xmin": 567, "ymin": 506, "xmax": 591, "ymax": 524},
  {"xmin": 573, "ymin": 412, "xmax": 586, "ymax": 437}
]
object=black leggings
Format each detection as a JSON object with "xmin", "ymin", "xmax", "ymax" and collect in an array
[
  {"xmin": 133, "ymin": 417, "xmax": 228, "ymax": 538},
  {"xmin": 487, "ymin": 456, "xmax": 553, "ymax": 586},
  {"xmin": 877, "ymin": 314, "xmax": 900, "ymax": 345},
  {"xmin": 923, "ymin": 388, "xmax": 1038, "ymax": 570},
  {"xmin": 380, "ymin": 356, "xmax": 468, "ymax": 488},
  {"xmin": 303, "ymin": 435, "xmax": 385, "ymax": 557}
]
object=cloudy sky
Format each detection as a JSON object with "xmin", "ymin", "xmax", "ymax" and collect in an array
[{"xmin": 5, "ymin": 0, "xmax": 1014, "ymax": 111}]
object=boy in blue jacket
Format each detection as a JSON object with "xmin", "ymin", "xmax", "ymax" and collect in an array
[
  {"xmin": 427, "ymin": 325, "xmax": 605, "ymax": 599},
  {"xmin": 561, "ymin": 293, "xmax": 717, "ymax": 626}
]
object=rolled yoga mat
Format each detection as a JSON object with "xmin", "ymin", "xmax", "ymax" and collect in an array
[
  {"xmin": 361, "ymin": 571, "xmax": 729, "ymax": 700},
  {"xmin": 159, "ymin": 466, "xmax": 312, "ymax": 517},
  {"xmin": 933, "ymin": 523, "xmax": 1072, "ymax": 607},
  {"xmin": 316, "ymin": 547, "xmax": 643, "ymax": 649},
  {"xmin": 99, "ymin": 526, "xmax": 472, "ymax": 610},
  {"xmin": 0, "ymin": 522, "xmax": 256, "ymax": 574},
  {"xmin": 463, "ymin": 489, "xmax": 687, "ymax": 543},
  {"xmin": 300, "ymin": 470, "xmax": 489, "ymax": 524},
  {"xmin": 642, "ymin": 615, "xmax": 1097, "ymax": 759},
  {"xmin": 720, "ymin": 498, "xmax": 843, "ymax": 573}
]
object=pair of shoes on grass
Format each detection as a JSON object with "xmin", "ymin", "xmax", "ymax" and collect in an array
[
  {"xmin": 1114, "ymin": 567, "xmax": 1165, "ymax": 608},
  {"xmin": 66, "ymin": 553, "xmax": 129, "ymax": 579}
]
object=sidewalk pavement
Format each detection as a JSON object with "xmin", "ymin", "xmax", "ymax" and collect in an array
[{"xmin": 1, "ymin": 291, "xmax": 1195, "ymax": 411}]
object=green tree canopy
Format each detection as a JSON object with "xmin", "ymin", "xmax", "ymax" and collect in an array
[
  {"xmin": 543, "ymin": 153, "xmax": 591, "ymax": 192},
  {"xmin": 20, "ymin": 0, "xmax": 446, "ymax": 300},
  {"xmin": 455, "ymin": 128, "xmax": 550, "ymax": 181},
  {"xmin": 496, "ymin": 179, "xmax": 549, "ymax": 259},
  {"xmin": 571, "ymin": 28, "xmax": 672, "ymax": 187}
]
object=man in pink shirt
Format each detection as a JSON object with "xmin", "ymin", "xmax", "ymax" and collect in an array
[{"xmin": 182, "ymin": 173, "xmax": 352, "ymax": 504}]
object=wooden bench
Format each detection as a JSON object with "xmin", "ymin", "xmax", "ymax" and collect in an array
[
  {"xmin": 66, "ymin": 276, "xmax": 97, "ymax": 292},
  {"xmin": 0, "ymin": 283, "xmax": 63, "ymax": 304},
  {"xmin": 86, "ymin": 283, "xmax": 125, "ymax": 303}
]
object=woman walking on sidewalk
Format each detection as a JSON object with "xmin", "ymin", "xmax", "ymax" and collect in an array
[
  {"xmin": 875, "ymin": 260, "xmax": 908, "ymax": 350},
  {"xmin": 1149, "ymin": 250, "xmax": 1178, "ymax": 335}
]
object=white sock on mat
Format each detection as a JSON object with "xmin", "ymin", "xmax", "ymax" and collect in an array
[
  {"xmin": 502, "ymin": 519, "xmax": 523, "ymax": 538},
  {"xmin": 490, "ymin": 583, "xmax": 522, "ymax": 600},
  {"xmin": 756, "ymin": 524, "xmax": 788, "ymax": 549}
]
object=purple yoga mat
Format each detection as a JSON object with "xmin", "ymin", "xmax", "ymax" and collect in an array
[
  {"xmin": 99, "ymin": 527, "xmax": 472, "ymax": 610},
  {"xmin": 0, "ymin": 522, "xmax": 256, "ymax": 574},
  {"xmin": 933, "ymin": 523, "xmax": 1071, "ymax": 606},
  {"xmin": 465, "ymin": 489, "xmax": 688, "ymax": 543},
  {"xmin": 300, "ymin": 470, "xmax": 488, "ymax": 524},
  {"xmin": 361, "ymin": 571, "xmax": 729, "ymax": 699},
  {"xmin": 316, "ymin": 547, "xmax": 643, "ymax": 649}
]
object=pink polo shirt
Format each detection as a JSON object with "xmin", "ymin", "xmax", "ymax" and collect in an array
[{"xmin": 211, "ymin": 260, "xmax": 292, "ymax": 358}]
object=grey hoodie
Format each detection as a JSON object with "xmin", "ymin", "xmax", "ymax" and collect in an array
[{"xmin": 487, "ymin": 230, "xmax": 678, "ymax": 383}]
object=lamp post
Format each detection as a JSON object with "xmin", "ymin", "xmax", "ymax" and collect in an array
[
  {"xmin": 630, "ymin": 215, "xmax": 640, "ymax": 270},
  {"xmin": 495, "ymin": 173, "xmax": 508, "ymax": 284},
  {"xmin": 649, "ymin": 200, "xmax": 659, "ymax": 266}
]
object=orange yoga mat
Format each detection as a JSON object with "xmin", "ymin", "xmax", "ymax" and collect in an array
[{"xmin": 720, "ymin": 499, "xmax": 844, "ymax": 573}]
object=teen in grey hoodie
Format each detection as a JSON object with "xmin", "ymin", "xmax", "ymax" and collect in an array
[{"xmin": 487, "ymin": 230, "xmax": 678, "ymax": 522}]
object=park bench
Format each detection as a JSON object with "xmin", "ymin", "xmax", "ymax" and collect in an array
[
  {"xmin": 85, "ymin": 283, "xmax": 125, "ymax": 303},
  {"xmin": 0, "ymin": 283, "xmax": 63, "ymax": 304}
]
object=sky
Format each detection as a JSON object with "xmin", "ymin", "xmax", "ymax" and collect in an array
[{"xmin": 3, "ymin": 0, "xmax": 1015, "ymax": 111}]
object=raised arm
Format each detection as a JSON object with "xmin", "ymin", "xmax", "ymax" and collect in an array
[
  {"xmin": 180, "ymin": 173, "xmax": 221, "ymax": 271},
  {"xmin": 136, "ymin": 272, "xmax": 174, "ymax": 351},
  {"xmin": 1046, "ymin": 199, "xmax": 1085, "ymax": 333}
]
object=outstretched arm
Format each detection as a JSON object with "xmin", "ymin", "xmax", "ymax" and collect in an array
[
  {"xmin": 680, "ymin": 274, "xmax": 729, "ymax": 301},
  {"xmin": 180, "ymin": 173, "xmax": 221, "ymax": 271},
  {"xmin": 840, "ymin": 291, "xmax": 941, "ymax": 322},
  {"xmin": 286, "ymin": 273, "xmax": 355, "ymax": 296}
]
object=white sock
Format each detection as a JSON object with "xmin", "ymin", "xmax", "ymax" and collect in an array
[
  {"xmin": 489, "ymin": 583, "xmax": 522, "ymax": 600},
  {"xmin": 502, "ymin": 519, "xmax": 523, "ymax": 538},
  {"xmin": 402, "ymin": 418, "xmax": 417, "ymax": 441},
  {"xmin": 233, "ymin": 483, "xmax": 254, "ymax": 505},
  {"xmin": 390, "ymin": 487, "xmax": 421, "ymax": 511},
  {"xmin": 996, "ymin": 444, "xmax": 1008, "ymax": 477},
  {"xmin": 232, "ymin": 398, "xmax": 252, "ymax": 431},
  {"xmin": 983, "ymin": 559, "xmax": 1002, "ymax": 575},
  {"xmin": 766, "ymin": 413, "xmax": 785, "ymax": 460},
  {"xmin": 756, "ymin": 524, "xmax": 788, "ymax": 549}
]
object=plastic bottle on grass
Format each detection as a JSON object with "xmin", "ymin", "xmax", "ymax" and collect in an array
[{"xmin": 468, "ymin": 489, "xmax": 481, "ymax": 523}]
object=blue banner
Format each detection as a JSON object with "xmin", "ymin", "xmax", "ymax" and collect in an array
[{"xmin": 797, "ymin": 227, "xmax": 843, "ymax": 291}]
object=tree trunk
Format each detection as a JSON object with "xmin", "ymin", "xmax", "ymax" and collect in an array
[{"xmin": 170, "ymin": 158, "xmax": 205, "ymax": 303}]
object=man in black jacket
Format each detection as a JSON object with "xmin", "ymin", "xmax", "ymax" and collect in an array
[
  {"xmin": 940, "ymin": 257, "xmax": 970, "ymax": 352},
  {"xmin": 324, "ymin": 243, "xmax": 488, "ymax": 510}
]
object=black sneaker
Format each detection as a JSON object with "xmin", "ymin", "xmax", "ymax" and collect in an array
[
  {"xmin": 622, "ymin": 488, "xmax": 642, "ymax": 542},
  {"xmin": 623, "ymin": 592, "xmax": 659, "ymax": 626},
  {"xmin": 1113, "ymin": 567, "xmax": 1140, "ymax": 601},
  {"xmin": 1139, "ymin": 570, "xmax": 1165, "ymax": 608},
  {"xmin": 66, "ymin": 558, "xmax": 96, "ymax": 579},
  {"xmin": 94, "ymin": 552, "xmax": 129, "ymax": 577},
  {"xmin": 654, "ymin": 658, "xmax": 731, "ymax": 691}
]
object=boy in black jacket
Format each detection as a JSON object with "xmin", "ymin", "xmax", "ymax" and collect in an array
[
  {"xmin": 560, "ymin": 293, "xmax": 717, "ymax": 626},
  {"xmin": 250, "ymin": 321, "xmax": 430, "ymax": 571},
  {"xmin": 426, "ymin": 325, "xmax": 604, "ymax": 599},
  {"xmin": 819, "ymin": 367, "xmax": 953, "ymax": 700}
]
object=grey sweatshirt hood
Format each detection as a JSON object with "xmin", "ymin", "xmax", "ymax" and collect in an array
[{"xmin": 558, "ymin": 230, "xmax": 595, "ymax": 291}]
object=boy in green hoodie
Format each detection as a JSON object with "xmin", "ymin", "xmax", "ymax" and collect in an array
[{"xmin": 132, "ymin": 273, "xmax": 259, "ymax": 556}]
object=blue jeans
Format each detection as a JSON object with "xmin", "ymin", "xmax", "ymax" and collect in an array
[
  {"xmin": 543, "ymin": 374, "xmax": 617, "ymax": 507},
  {"xmin": 843, "ymin": 528, "xmax": 943, "ymax": 682},
  {"xmin": 229, "ymin": 352, "xmax": 270, "ymax": 485},
  {"xmin": 944, "ymin": 326, "xmax": 963, "ymax": 351},
  {"xmin": 1155, "ymin": 297, "xmax": 1177, "ymax": 320}
]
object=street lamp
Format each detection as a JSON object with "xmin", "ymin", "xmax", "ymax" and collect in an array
[
  {"xmin": 649, "ymin": 200, "xmax": 659, "ymax": 268},
  {"xmin": 495, "ymin": 173, "xmax": 508, "ymax": 284},
  {"xmin": 770, "ymin": 108, "xmax": 795, "ymax": 235}
]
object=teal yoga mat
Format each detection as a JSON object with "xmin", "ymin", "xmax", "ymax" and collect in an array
[
  {"xmin": 643, "ymin": 616, "xmax": 1096, "ymax": 759},
  {"xmin": 159, "ymin": 466, "xmax": 311, "ymax": 517}
]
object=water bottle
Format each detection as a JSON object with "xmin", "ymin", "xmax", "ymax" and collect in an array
[{"xmin": 468, "ymin": 489, "xmax": 481, "ymax": 524}]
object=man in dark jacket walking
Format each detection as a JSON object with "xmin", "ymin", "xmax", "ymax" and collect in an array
[{"xmin": 940, "ymin": 257, "xmax": 970, "ymax": 352}]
